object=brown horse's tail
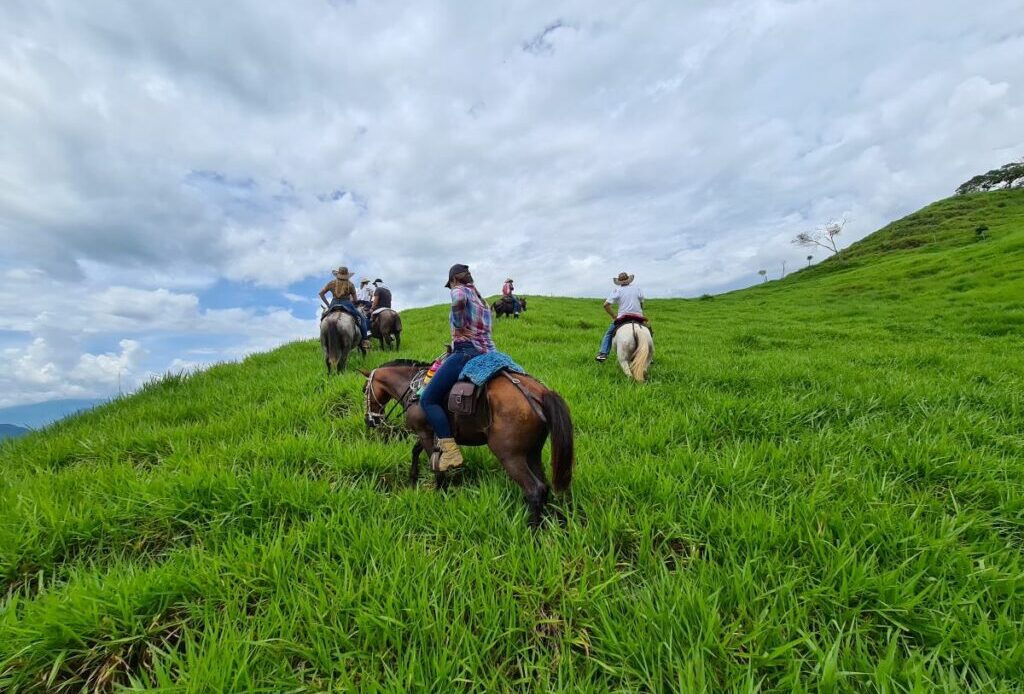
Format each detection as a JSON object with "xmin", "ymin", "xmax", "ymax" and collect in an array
[{"xmin": 542, "ymin": 391, "xmax": 574, "ymax": 492}]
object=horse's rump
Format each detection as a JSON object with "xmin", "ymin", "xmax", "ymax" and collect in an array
[{"xmin": 613, "ymin": 322, "xmax": 653, "ymax": 382}]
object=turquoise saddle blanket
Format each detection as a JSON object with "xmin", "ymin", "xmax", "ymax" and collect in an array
[{"xmin": 459, "ymin": 351, "xmax": 526, "ymax": 386}]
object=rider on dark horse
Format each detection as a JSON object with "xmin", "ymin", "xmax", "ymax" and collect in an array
[
  {"xmin": 502, "ymin": 277, "xmax": 522, "ymax": 318},
  {"xmin": 419, "ymin": 263, "xmax": 495, "ymax": 472},
  {"xmin": 319, "ymin": 266, "xmax": 371, "ymax": 351},
  {"xmin": 370, "ymin": 278, "xmax": 392, "ymax": 313}
]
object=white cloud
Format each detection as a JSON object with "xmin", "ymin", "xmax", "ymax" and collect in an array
[{"xmin": 0, "ymin": 0, "xmax": 1022, "ymax": 405}]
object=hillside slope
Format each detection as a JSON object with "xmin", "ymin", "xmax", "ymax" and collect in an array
[
  {"xmin": 0, "ymin": 424, "xmax": 29, "ymax": 441},
  {"xmin": 1, "ymin": 190, "xmax": 1022, "ymax": 691}
]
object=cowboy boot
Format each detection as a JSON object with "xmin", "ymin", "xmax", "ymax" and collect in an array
[{"xmin": 434, "ymin": 438, "xmax": 464, "ymax": 472}]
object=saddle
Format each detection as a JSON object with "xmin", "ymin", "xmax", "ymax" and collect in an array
[
  {"xmin": 446, "ymin": 370, "xmax": 547, "ymax": 429},
  {"xmin": 322, "ymin": 303, "xmax": 361, "ymax": 322},
  {"xmin": 614, "ymin": 313, "xmax": 649, "ymax": 328}
]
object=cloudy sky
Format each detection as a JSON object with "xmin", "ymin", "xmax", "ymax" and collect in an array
[{"xmin": 1, "ymin": 0, "xmax": 1022, "ymax": 407}]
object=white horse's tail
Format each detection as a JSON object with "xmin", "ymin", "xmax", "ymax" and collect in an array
[{"xmin": 629, "ymin": 326, "xmax": 652, "ymax": 382}]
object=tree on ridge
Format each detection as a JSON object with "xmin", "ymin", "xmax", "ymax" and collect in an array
[{"xmin": 793, "ymin": 218, "xmax": 845, "ymax": 255}]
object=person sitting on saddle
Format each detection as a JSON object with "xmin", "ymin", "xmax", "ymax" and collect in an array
[
  {"xmin": 370, "ymin": 278, "xmax": 392, "ymax": 314},
  {"xmin": 356, "ymin": 277, "xmax": 374, "ymax": 314},
  {"xmin": 419, "ymin": 263, "xmax": 496, "ymax": 472},
  {"xmin": 502, "ymin": 277, "xmax": 522, "ymax": 318},
  {"xmin": 318, "ymin": 266, "xmax": 371, "ymax": 350},
  {"xmin": 596, "ymin": 271, "xmax": 646, "ymax": 362}
]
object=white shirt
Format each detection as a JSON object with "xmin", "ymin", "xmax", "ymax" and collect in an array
[
  {"xmin": 606, "ymin": 284, "xmax": 645, "ymax": 318},
  {"xmin": 357, "ymin": 285, "xmax": 373, "ymax": 302}
]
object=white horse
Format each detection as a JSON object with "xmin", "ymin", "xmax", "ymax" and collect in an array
[{"xmin": 612, "ymin": 322, "xmax": 654, "ymax": 382}]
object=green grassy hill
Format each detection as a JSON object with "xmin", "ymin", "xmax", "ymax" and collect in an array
[{"xmin": 2, "ymin": 190, "xmax": 1023, "ymax": 691}]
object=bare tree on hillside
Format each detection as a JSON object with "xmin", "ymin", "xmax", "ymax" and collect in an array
[
  {"xmin": 758, "ymin": 269, "xmax": 767, "ymax": 283},
  {"xmin": 793, "ymin": 218, "xmax": 845, "ymax": 255},
  {"xmin": 806, "ymin": 255, "xmax": 813, "ymax": 267}
]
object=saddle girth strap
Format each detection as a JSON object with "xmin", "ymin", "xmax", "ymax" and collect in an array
[{"xmin": 500, "ymin": 371, "xmax": 547, "ymax": 424}]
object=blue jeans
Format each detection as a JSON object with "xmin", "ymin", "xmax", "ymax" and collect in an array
[
  {"xmin": 328, "ymin": 299, "xmax": 369, "ymax": 340},
  {"xmin": 599, "ymin": 322, "xmax": 616, "ymax": 355},
  {"xmin": 420, "ymin": 342, "xmax": 482, "ymax": 439},
  {"xmin": 510, "ymin": 295, "xmax": 522, "ymax": 314}
]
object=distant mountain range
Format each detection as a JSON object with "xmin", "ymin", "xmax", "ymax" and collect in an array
[
  {"xmin": 0, "ymin": 398, "xmax": 105, "ymax": 430},
  {"xmin": 0, "ymin": 423, "xmax": 30, "ymax": 440}
]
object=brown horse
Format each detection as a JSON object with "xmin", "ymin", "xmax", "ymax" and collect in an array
[
  {"xmin": 370, "ymin": 309, "xmax": 402, "ymax": 351},
  {"xmin": 361, "ymin": 360, "xmax": 574, "ymax": 526},
  {"xmin": 492, "ymin": 295, "xmax": 527, "ymax": 318}
]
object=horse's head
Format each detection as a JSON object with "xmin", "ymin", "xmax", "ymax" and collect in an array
[{"xmin": 360, "ymin": 369, "xmax": 391, "ymax": 429}]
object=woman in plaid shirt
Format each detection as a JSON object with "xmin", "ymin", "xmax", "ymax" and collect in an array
[{"xmin": 420, "ymin": 263, "xmax": 495, "ymax": 471}]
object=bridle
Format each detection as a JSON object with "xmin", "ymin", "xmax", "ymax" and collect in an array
[{"xmin": 364, "ymin": 368, "xmax": 416, "ymax": 431}]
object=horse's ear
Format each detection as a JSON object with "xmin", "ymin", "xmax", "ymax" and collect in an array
[{"xmin": 358, "ymin": 369, "xmax": 371, "ymax": 378}]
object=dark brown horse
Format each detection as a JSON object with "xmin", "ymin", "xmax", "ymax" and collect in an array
[
  {"xmin": 361, "ymin": 360, "xmax": 574, "ymax": 526},
  {"xmin": 492, "ymin": 295, "xmax": 527, "ymax": 318},
  {"xmin": 370, "ymin": 309, "xmax": 402, "ymax": 351}
]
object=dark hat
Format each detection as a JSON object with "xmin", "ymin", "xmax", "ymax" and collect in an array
[
  {"xmin": 373, "ymin": 278, "xmax": 383, "ymax": 284},
  {"xmin": 445, "ymin": 263, "xmax": 470, "ymax": 288}
]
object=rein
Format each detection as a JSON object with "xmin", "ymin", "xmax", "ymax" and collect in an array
[{"xmin": 365, "ymin": 368, "xmax": 421, "ymax": 431}]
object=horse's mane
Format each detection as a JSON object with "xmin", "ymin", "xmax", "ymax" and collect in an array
[{"xmin": 378, "ymin": 359, "xmax": 431, "ymax": 368}]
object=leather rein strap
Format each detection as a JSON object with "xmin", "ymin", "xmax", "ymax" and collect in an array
[{"xmin": 500, "ymin": 371, "xmax": 547, "ymax": 424}]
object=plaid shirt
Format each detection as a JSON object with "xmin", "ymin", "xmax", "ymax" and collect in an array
[{"xmin": 450, "ymin": 284, "xmax": 495, "ymax": 352}]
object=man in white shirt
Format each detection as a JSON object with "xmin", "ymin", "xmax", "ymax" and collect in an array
[
  {"xmin": 356, "ymin": 278, "xmax": 374, "ymax": 312},
  {"xmin": 596, "ymin": 271, "xmax": 645, "ymax": 362}
]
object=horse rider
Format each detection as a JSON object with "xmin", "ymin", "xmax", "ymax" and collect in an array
[
  {"xmin": 318, "ymin": 266, "xmax": 371, "ymax": 350},
  {"xmin": 370, "ymin": 278, "xmax": 392, "ymax": 314},
  {"xmin": 596, "ymin": 271, "xmax": 646, "ymax": 362},
  {"xmin": 502, "ymin": 277, "xmax": 522, "ymax": 318},
  {"xmin": 356, "ymin": 277, "xmax": 374, "ymax": 314},
  {"xmin": 419, "ymin": 263, "xmax": 496, "ymax": 472}
]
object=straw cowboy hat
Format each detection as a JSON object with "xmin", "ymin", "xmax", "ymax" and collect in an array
[
  {"xmin": 613, "ymin": 271, "xmax": 634, "ymax": 286},
  {"xmin": 359, "ymin": 277, "xmax": 370, "ymax": 284},
  {"xmin": 505, "ymin": 277, "xmax": 514, "ymax": 283},
  {"xmin": 332, "ymin": 266, "xmax": 354, "ymax": 279}
]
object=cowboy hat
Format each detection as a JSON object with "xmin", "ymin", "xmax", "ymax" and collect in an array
[
  {"xmin": 613, "ymin": 272, "xmax": 634, "ymax": 286},
  {"xmin": 505, "ymin": 277, "xmax": 513, "ymax": 283},
  {"xmin": 332, "ymin": 266, "xmax": 354, "ymax": 279},
  {"xmin": 445, "ymin": 263, "xmax": 470, "ymax": 288},
  {"xmin": 359, "ymin": 277, "xmax": 370, "ymax": 284}
]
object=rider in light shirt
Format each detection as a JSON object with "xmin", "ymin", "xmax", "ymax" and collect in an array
[{"xmin": 596, "ymin": 271, "xmax": 645, "ymax": 362}]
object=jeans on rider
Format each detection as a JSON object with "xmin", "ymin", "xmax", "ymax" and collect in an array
[
  {"xmin": 599, "ymin": 322, "xmax": 616, "ymax": 355},
  {"xmin": 511, "ymin": 295, "xmax": 522, "ymax": 314},
  {"xmin": 420, "ymin": 341, "xmax": 482, "ymax": 439},
  {"xmin": 329, "ymin": 299, "xmax": 370, "ymax": 340}
]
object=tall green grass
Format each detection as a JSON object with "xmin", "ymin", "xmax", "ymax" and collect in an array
[{"xmin": 2, "ymin": 190, "xmax": 1023, "ymax": 691}]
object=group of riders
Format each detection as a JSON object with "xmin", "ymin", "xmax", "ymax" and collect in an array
[
  {"xmin": 319, "ymin": 268, "xmax": 394, "ymax": 351},
  {"xmin": 319, "ymin": 262, "xmax": 650, "ymax": 473}
]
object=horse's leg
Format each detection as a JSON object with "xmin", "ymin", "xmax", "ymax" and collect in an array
[
  {"xmin": 616, "ymin": 337, "xmax": 633, "ymax": 379},
  {"xmin": 526, "ymin": 443, "xmax": 556, "ymax": 523},
  {"xmin": 395, "ymin": 332, "xmax": 401, "ymax": 351},
  {"xmin": 498, "ymin": 452, "xmax": 549, "ymax": 528},
  {"xmin": 410, "ymin": 441, "xmax": 423, "ymax": 487}
]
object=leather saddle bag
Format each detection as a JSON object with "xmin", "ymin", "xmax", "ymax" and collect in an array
[{"xmin": 447, "ymin": 381, "xmax": 479, "ymax": 416}]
